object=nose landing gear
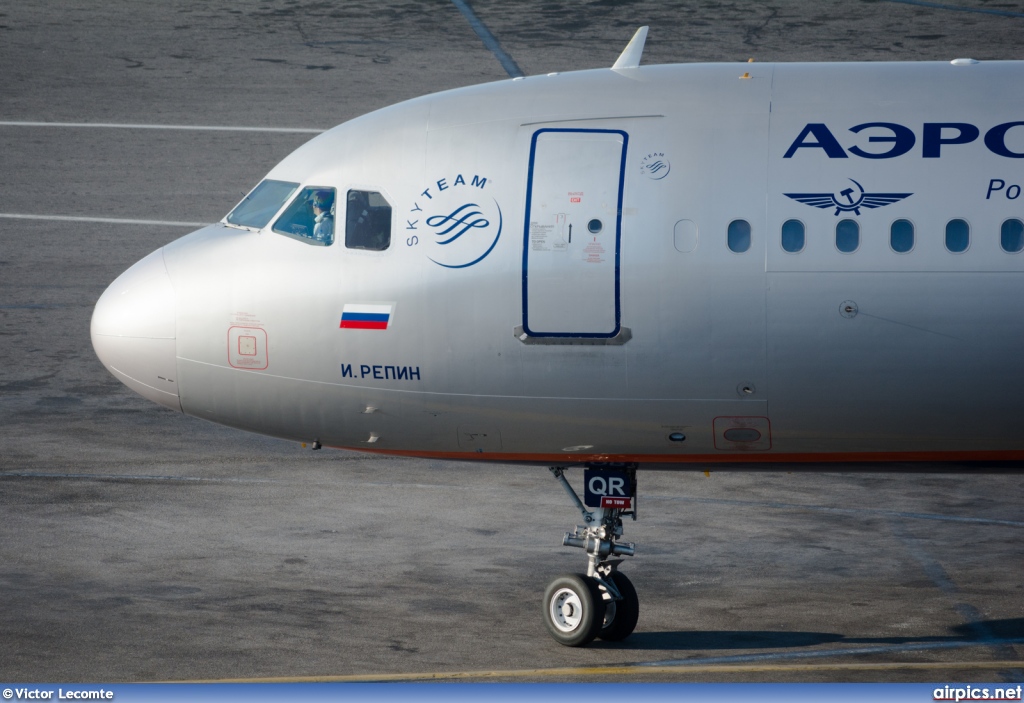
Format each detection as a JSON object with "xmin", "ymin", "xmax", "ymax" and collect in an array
[{"xmin": 542, "ymin": 465, "xmax": 640, "ymax": 647}]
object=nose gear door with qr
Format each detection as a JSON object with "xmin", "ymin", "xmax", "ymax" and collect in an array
[{"xmin": 583, "ymin": 467, "xmax": 635, "ymax": 509}]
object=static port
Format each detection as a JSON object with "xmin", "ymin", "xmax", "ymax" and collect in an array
[{"xmin": 669, "ymin": 432, "xmax": 686, "ymax": 442}]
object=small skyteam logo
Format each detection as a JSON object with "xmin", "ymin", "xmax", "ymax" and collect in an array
[
  {"xmin": 640, "ymin": 152, "xmax": 671, "ymax": 180},
  {"xmin": 785, "ymin": 178, "xmax": 912, "ymax": 216}
]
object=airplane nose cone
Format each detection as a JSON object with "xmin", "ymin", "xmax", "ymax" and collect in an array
[{"xmin": 91, "ymin": 248, "xmax": 181, "ymax": 411}]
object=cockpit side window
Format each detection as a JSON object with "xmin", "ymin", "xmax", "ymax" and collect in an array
[
  {"xmin": 346, "ymin": 190, "xmax": 392, "ymax": 251},
  {"xmin": 226, "ymin": 179, "xmax": 300, "ymax": 229},
  {"xmin": 272, "ymin": 187, "xmax": 337, "ymax": 246}
]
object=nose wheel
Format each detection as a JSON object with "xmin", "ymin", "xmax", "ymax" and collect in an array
[
  {"xmin": 542, "ymin": 465, "xmax": 640, "ymax": 647},
  {"xmin": 599, "ymin": 569, "xmax": 639, "ymax": 641},
  {"xmin": 543, "ymin": 574, "xmax": 605, "ymax": 646}
]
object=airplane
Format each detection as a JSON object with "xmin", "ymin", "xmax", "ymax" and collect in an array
[{"xmin": 90, "ymin": 27, "xmax": 1024, "ymax": 647}]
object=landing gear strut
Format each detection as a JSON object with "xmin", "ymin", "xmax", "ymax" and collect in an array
[{"xmin": 542, "ymin": 465, "xmax": 640, "ymax": 647}]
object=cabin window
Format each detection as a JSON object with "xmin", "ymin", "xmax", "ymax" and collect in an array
[
  {"xmin": 1001, "ymin": 219, "xmax": 1024, "ymax": 253},
  {"xmin": 945, "ymin": 218, "xmax": 970, "ymax": 253},
  {"xmin": 346, "ymin": 190, "xmax": 392, "ymax": 251},
  {"xmin": 835, "ymin": 219, "xmax": 859, "ymax": 253},
  {"xmin": 781, "ymin": 219, "xmax": 804, "ymax": 253},
  {"xmin": 226, "ymin": 179, "xmax": 299, "ymax": 229},
  {"xmin": 727, "ymin": 219, "xmax": 751, "ymax": 253},
  {"xmin": 890, "ymin": 219, "xmax": 915, "ymax": 253},
  {"xmin": 272, "ymin": 187, "xmax": 337, "ymax": 246}
]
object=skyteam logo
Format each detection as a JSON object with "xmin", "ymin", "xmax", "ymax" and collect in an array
[
  {"xmin": 640, "ymin": 152, "xmax": 671, "ymax": 180},
  {"xmin": 426, "ymin": 200, "xmax": 502, "ymax": 268},
  {"xmin": 785, "ymin": 178, "xmax": 912, "ymax": 216},
  {"xmin": 405, "ymin": 173, "xmax": 502, "ymax": 269}
]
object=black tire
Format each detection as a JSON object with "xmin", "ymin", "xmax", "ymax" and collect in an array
[
  {"xmin": 542, "ymin": 573, "xmax": 606, "ymax": 647},
  {"xmin": 598, "ymin": 571, "xmax": 639, "ymax": 641}
]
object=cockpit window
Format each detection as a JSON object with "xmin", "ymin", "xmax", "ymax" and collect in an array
[
  {"xmin": 346, "ymin": 190, "xmax": 392, "ymax": 251},
  {"xmin": 272, "ymin": 187, "xmax": 337, "ymax": 246},
  {"xmin": 226, "ymin": 179, "xmax": 300, "ymax": 229}
]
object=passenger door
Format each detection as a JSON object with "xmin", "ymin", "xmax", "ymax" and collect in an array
[{"xmin": 521, "ymin": 129, "xmax": 627, "ymax": 339}]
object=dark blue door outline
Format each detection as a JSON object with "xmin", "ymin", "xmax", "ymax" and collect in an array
[{"xmin": 521, "ymin": 128, "xmax": 629, "ymax": 339}]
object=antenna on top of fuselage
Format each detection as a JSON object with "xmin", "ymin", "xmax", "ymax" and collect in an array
[{"xmin": 611, "ymin": 26, "xmax": 649, "ymax": 70}]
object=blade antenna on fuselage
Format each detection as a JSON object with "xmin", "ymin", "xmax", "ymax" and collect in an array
[{"xmin": 611, "ymin": 26, "xmax": 649, "ymax": 69}]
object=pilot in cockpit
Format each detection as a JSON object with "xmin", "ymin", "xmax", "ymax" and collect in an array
[{"xmin": 311, "ymin": 190, "xmax": 334, "ymax": 243}]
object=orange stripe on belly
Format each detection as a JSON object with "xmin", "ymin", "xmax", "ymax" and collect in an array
[{"xmin": 331, "ymin": 448, "xmax": 1024, "ymax": 464}]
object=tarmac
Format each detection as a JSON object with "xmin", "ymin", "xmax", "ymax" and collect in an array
[{"xmin": 0, "ymin": 0, "xmax": 1022, "ymax": 684}]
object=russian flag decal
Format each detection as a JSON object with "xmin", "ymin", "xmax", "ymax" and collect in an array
[{"xmin": 340, "ymin": 303, "xmax": 393, "ymax": 330}]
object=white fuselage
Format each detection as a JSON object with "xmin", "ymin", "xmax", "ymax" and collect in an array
[{"xmin": 91, "ymin": 60, "xmax": 1024, "ymax": 469}]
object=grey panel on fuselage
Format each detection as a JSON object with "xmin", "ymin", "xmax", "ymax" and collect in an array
[{"xmin": 766, "ymin": 61, "xmax": 1024, "ymax": 453}]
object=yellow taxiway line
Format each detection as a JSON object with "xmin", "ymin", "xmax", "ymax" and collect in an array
[{"xmin": 180, "ymin": 660, "xmax": 1024, "ymax": 683}]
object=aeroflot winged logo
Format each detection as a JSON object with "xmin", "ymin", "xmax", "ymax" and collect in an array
[
  {"xmin": 785, "ymin": 179, "xmax": 912, "ymax": 216},
  {"xmin": 405, "ymin": 173, "xmax": 502, "ymax": 269}
]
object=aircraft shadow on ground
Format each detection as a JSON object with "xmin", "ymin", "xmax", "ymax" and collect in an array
[{"xmin": 592, "ymin": 618, "xmax": 1024, "ymax": 651}]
